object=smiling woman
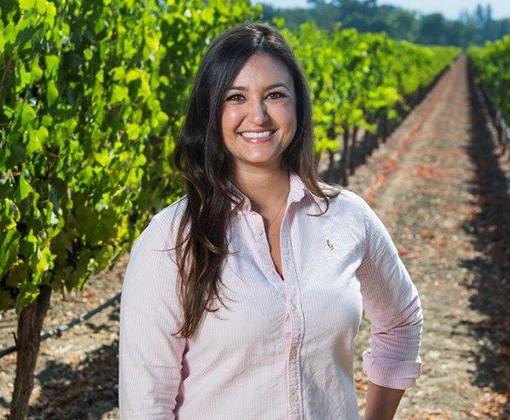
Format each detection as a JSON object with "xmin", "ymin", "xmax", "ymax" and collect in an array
[
  {"xmin": 119, "ymin": 23, "xmax": 423, "ymax": 420},
  {"xmin": 221, "ymin": 53, "xmax": 297, "ymax": 173}
]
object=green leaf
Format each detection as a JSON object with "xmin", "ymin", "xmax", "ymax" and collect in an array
[
  {"xmin": 3, "ymin": 106, "xmax": 14, "ymax": 119},
  {"xmin": 272, "ymin": 17, "xmax": 286, "ymax": 29},
  {"xmin": 35, "ymin": 0, "xmax": 47, "ymax": 13},
  {"xmin": 26, "ymin": 126, "xmax": 47, "ymax": 155},
  {"xmin": 27, "ymin": 130, "xmax": 42, "ymax": 156},
  {"xmin": 126, "ymin": 124, "xmax": 140, "ymax": 140},
  {"xmin": 0, "ymin": 200, "xmax": 21, "ymax": 231},
  {"xmin": 21, "ymin": 103, "xmax": 37, "ymax": 126},
  {"xmin": 45, "ymin": 2, "xmax": 57, "ymax": 26},
  {"xmin": 15, "ymin": 282, "xmax": 40, "ymax": 314},
  {"xmin": 111, "ymin": 85, "xmax": 129, "ymax": 103},
  {"xmin": 34, "ymin": 246, "xmax": 53, "ymax": 276},
  {"xmin": 201, "ymin": 8, "xmax": 214, "ymax": 25},
  {"xmin": 125, "ymin": 69, "xmax": 141, "ymax": 83},
  {"xmin": 45, "ymin": 55, "xmax": 59, "ymax": 76},
  {"xmin": 30, "ymin": 56, "xmax": 43, "ymax": 82},
  {"xmin": 47, "ymin": 80, "xmax": 59, "ymax": 106},
  {"xmin": 0, "ymin": 229, "xmax": 20, "ymax": 274},
  {"xmin": 41, "ymin": 115, "xmax": 53, "ymax": 127},
  {"xmin": 94, "ymin": 150, "xmax": 110, "ymax": 167},
  {"xmin": 18, "ymin": 171, "xmax": 33, "ymax": 200},
  {"xmin": 134, "ymin": 151, "xmax": 147, "ymax": 166},
  {"xmin": 84, "ymin": 48, "xmax": 93, "ymax": 60},
  {"xmin": 5, "ymin": 263, "xmax": 29, "ymax": 288},
  {"xmin": 19, "ymin": 64, "xmax": 31, "ymax": 88},
  {"xmin": 111, "ymin": 67, "xmax": 125, "ymax": 81},
  {"xmin": 19, "ymin": 0, "xmax": 36, "ymax": 11},
  {"xmin": 151, "ymin": 111, "xmax": 169, "ymax": 131},
  {"xmin": 36, "ymin": 126, "xmax": 49, "ymax": 143}
]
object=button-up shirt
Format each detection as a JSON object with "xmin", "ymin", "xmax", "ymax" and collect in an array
[{"xmin": 119, "ymin": 172, "xmax": 423, "ymax": 420}]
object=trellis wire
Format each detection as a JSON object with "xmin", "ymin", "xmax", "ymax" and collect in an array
[{"xmin": 0, "ymin": 292, "xmax": 121, "ymax": 359}]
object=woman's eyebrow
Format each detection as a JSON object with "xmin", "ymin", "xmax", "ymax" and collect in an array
[{"xmin": 226, "ymin": 83, "xmax": 291, "ymax": 92}]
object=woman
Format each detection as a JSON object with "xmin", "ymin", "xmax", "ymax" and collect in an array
[{"xmin": 119, "ymin": 23, "xmax": 423, "ymax": 420}]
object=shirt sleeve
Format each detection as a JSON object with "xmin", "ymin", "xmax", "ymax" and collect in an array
[
  {"xmin": 355, "ymin": 198, "xmax": 423, "ymax": 390},
  {"xmin": 119, "ymin": 215, "xmax": 187, "ymax": 419}
]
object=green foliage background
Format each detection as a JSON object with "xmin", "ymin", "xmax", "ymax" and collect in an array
[
  {"xmin": 277, "ymin": 21, "xmax": 458, "ymax": 154},
  {"xmin": 469, "ymin": 35, "xmax": 510, "ymax": 121},
  {"xmin": 0, "ymin": 0, "xmax": 457, "ymax": 315},
  {"xmin": 0, "ymin": 0, "xmax": 259, "ymax": 313}
]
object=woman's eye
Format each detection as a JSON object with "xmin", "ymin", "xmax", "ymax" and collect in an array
[
  {"xmin": 267, "ymin": 91, "xmax": 286, "ymax": 99},
  {"xmin": 225, "ymin": 94, "xmax": 244, "ymax": 102}
]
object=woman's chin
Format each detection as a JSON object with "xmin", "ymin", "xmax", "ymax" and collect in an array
[{"xmin": 235, "ymin": 156, "xmax": 283, "ymax": 171}]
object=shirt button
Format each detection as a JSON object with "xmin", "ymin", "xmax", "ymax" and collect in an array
[
  {"xmin": 255, "ymin": 228, "xmax": 264, "ymax": 236},
  {"xmin": 267, "ymin": 269, "xmax": 276, "ymax": 276},
  {"xmin": 290, "ymin": 347, "xmax": 297, "ymax": 358},
  {"xmin": 290, "ymin": 304, "xmax": 297, "ymax": 312},
  {"xmin": 291, "ymin": 393, "xmax": 299, "ymax": 402}
]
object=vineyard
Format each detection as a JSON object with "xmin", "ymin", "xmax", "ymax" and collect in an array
[
  {"xmin": 468, "ymin": 35, "xmax": 510, "ymax": 157},
  {"xmin": 1, "ymin": 0, "xmax": 510, "ymax": 419}
]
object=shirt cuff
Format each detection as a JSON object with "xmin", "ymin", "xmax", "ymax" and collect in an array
[{"xmin": 362, "ymin": 350, "xmax": 422, "ymax": 390}]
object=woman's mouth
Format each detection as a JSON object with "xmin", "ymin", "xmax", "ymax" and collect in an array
[{"xmin": 239, "ymin": 130, "xmax": 276, "ymax": 143}]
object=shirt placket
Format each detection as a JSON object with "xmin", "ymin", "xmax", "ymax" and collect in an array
[
  {"xmin": 281, "ymin": 210, "xmax": 305, "ymax": 420},
  {"xmin": 245, "ymin": 205, "xmax": 287, "ymax": 294},
  {"xmin": 244, "ymin": 199, "xmax": 305, "ymax": 420}
]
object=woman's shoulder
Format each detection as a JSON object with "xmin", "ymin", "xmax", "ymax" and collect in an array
[
  {"xmin": 309, "ymin": 184, "xmax": 370, "ymax": 246},
  {"xmin": 317, "ymin": 181, "xmax": 369, "ymax": 215},
  {"xmin": 150, "ymin": 195, "xmax": 188, "ymax": 235},
  {"xmin": 122, "ymin": 198, "xmax": 189, "ymax": 307},
  {"xmin": 131, "ymin": 196, "xmax": 188, "ymax": 254}
]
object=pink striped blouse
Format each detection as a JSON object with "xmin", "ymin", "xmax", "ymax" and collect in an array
[{"xmin": 119, "ymin": 172, "xmax": 423, "ymax": 420}]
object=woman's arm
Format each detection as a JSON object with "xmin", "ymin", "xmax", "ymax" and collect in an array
[
  {"xmin": 354, "ymin": 196, "xmax": 423, "ymax": 410},
  {"xmin": 364, "ymin": 382, "xmax": 405, "ymax": 420},
  {"xmin": 119, "ymin": 215, "xmax": 186, "ymax": 419}
]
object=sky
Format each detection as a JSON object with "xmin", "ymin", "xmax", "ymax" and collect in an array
[{"xmin": 259, "ymin": 1, "xmax": 510, "ymax": 20}]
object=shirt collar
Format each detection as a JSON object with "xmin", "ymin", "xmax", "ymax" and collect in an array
[
  {"xmin": 228, "ymin": 172, "xmax": 320, "ymax": 213},
  {"xmin": 288, "ymin": 171, "xmax": 308, "ymax": 204}
]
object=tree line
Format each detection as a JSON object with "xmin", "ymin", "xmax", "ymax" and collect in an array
[{"xmin": 261, "ymin": 0, "xmax": 510, "ymax": 47}]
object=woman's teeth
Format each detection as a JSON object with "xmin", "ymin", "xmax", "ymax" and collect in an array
[{"xmin": 240, "ymin": 131, "xmax": 274, "ymax": 139}]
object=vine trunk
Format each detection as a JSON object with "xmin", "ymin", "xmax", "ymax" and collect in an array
[{"xmin": 9, "ymin": 286, "xmax": 52, "ymax": 420}]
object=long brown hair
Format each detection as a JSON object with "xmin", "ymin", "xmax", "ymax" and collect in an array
[{"xmin": 173, "ymin": 23, "xmax": 340, "ymax": 338}]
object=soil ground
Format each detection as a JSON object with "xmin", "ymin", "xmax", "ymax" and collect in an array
[{"xmin": 1, "ymin": 55, "xmax": 509, "ymax": 419}]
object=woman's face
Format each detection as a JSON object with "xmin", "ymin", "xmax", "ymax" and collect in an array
[{"xmin": 221, "ymin": 53, "xmax": 297, "ymax": 175}]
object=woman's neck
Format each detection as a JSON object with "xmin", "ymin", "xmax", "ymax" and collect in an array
[{"xmin": 231, "ymin": 167, "xmax": 290, "ymax": 215}]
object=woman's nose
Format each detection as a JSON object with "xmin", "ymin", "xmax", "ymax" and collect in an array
[{"xmin": 247, "ymin": 99, "xmax": 268, "ymax": 125}]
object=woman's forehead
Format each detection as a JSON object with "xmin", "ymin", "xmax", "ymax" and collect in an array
[{"xmin": 229, "ymin": 53, "xmax": 294, "ymax": 90}]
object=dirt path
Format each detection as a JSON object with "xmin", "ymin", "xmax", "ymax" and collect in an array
[
  {"xmin": 349, "ymin": 56, "xmax": 510, "ymax": 419},
  {"xmin": 1, "ymin": 55, "xmax": 509, "ymax": 419}
]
